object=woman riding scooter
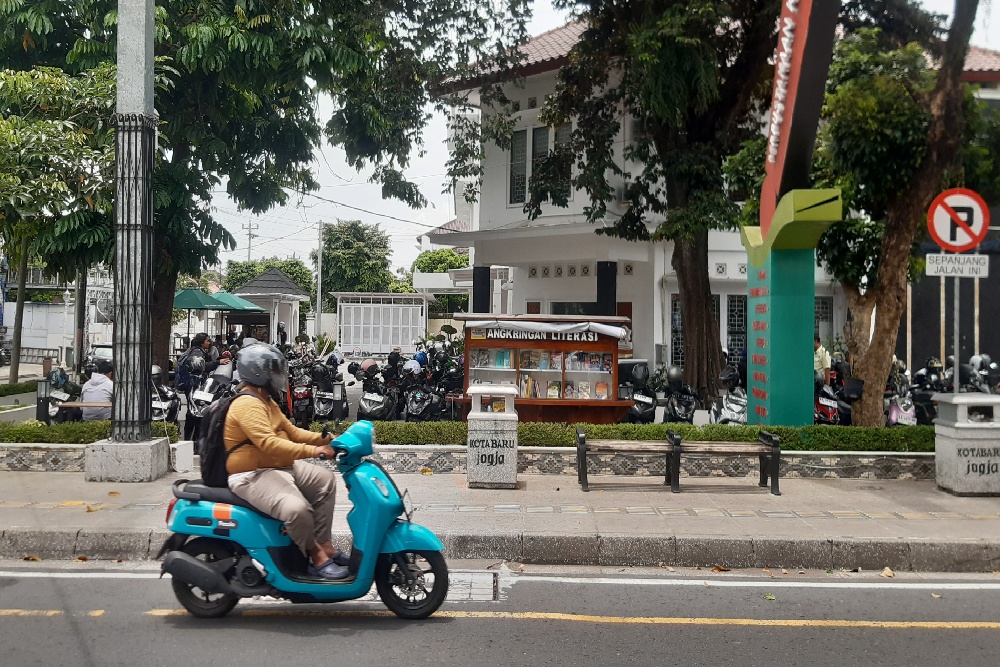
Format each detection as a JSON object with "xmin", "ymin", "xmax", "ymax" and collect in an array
[{"xmin": 224, "ymin": 344, "xmax": 350, "ymax": 580}]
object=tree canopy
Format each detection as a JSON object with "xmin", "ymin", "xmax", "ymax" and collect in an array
[
  {"xmin": 412, "ymin": 247, "xmax": 469, "ymax": 313},
  {"xmin": 311, "ymin": 219, "xmax": 397, "ymax": 309}
]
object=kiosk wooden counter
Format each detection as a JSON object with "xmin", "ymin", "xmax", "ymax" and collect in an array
[{"xmin": 454, "ymin": 314, "xmax": 633, "ymax": 424}]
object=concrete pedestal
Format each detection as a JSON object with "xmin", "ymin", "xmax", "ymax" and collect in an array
[
  {"xmin": 85, "ymin": 437, "xmax": 170, "ymax": 482},
  {"xmin": 467, "ymin": 386, "xmax": 518, "ymax": 489},
  {"xmin": 169, "ymin": 440, "xmax": 194, "ymax": 473},
  {"xmin": 934, "ymin": 394, "xmax": 1000, "ymax": 496}
]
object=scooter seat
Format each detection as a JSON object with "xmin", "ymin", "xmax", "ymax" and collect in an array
[{"xmin": 181, "ymin": 480, "xmax": 276, "ymax": 519}]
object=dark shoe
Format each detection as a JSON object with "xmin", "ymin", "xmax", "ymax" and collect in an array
[
  {"xmin": 330, "ymin": 550, "xmax": 350, "ymax": 567},
  {"xmin": 308, "ymin": 559, "xmax": 349, "ymax": 580}
]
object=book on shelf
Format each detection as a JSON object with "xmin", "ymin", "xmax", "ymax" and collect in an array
[
  {"xmin": 539, "ymin": 351, "xmax": 550, "ymax": 370},
  {"xmin": 519, "ymin": 350, "xmax": 532, "ymax": 369},
  {"xmin": 546, "ymin": 380, "xmax": 561, "ymax": 398},
  {"xmin": 588, "ymin": 353, "xmax": 602, "ymax": 370},
  {"xmin": 602, "ymin": 353, "xmax": 613, "ymax": 372},
  {"xmin": 493, "ymin": 349, "xmax": 503, "ymax": 368},
  {"xmin": 551, "ymin": 351, "xmax": 563, "ymax": 370},
  {"xmin": 595, "ymin": 381, "xmax": 609, "ymax": 400},
  {"xmin": 577, "ymin": 381, "xmax": 591, "ymax": 399},
  {"xmin": 563, "ymin": 381, "xmax": 575, "ymax": 399},
  {"xmin": 530, "ymin": 350, "xmax": 541, "ymax": 369}
]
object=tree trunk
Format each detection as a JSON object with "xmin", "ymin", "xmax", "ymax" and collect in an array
[
  {"xmin": 841, "ymin": 284, "xmax": 874, "ymax": 369},
  {"xmin": 672, "ymin": 229, "xmax": 724, "ymax": 403},
  {"xmin": 8, "ymin": 238, "xmax": 29, "ymax": 383},
  {"xmin": 845, "ymin": 0, "xmax": 979, "ymax": 426},
  {"xmin": 151, "ymin": 268, "xmax": 178, "ymax": 373}
]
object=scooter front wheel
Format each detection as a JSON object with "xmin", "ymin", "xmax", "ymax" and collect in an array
[
  {"xmin": 170, "ymin": 538, "xmax": 240, "ymax": 618},
  {"xmin": 375, "ymin": 550, "xmax": 448, "ymax": 620}
]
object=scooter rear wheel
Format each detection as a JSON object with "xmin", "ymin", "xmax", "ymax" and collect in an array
[
  {"xmin": 170, "ymin": 538, "xmax": 240, "ymax": 618},
  {"xmin": 375, "ymin": 550, "xmax": 448, "ymax": 620}
]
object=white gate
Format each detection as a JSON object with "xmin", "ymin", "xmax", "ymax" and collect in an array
[{"xmin": 335, "ymin": 293, "xmax": 427, "ymax": 356}]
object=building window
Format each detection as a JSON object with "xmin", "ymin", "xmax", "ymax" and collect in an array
[
  {"xmin": 815, "ymin": 296, "xmax": 833, "ymax": 342},
  {"xmin": 551, "ymin": 301, "xmax": 598, "ymax": 316},
  {"xmin": 531, "ymin": 126, "xmax": 549, "ymax": 178},
  {"xmin": 554, "ymin": 123, "xmax": 572, "ymax": 199},
  {"xmin": 727, "ymin": 295, "xmax": 747, "ymax": 356},
  {"xmin": 670, "ymin": 294, "xmax": 720, "ymax": 368},
  {"xmin": 509, "ymin": 129, "xmax": 527, "ymax": 204}
]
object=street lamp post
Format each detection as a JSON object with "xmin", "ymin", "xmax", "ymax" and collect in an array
[{"xmin": 86, "ymin": 0, "xmax": 167, "ymax": 481}]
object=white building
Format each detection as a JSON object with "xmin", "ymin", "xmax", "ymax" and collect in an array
[{"xmin": 427, "ymin": 22, "xmax": 845, "ymax": 366}]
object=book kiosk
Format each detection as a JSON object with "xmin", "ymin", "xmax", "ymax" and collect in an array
[{"xmin": 455, "ymin": 314, "xmax": 633, "ymax": 424}]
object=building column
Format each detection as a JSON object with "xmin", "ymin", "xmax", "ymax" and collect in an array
[
  {"xmin": 596, "ymin": 261, "xmax": 617, "ymax": 316},
  {"xmin": 472, "ymin": 266, "xmax": 491, "ymax": 313}
]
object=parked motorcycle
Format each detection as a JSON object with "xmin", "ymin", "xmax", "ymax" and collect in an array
[
  {"xmin": 350, "ymin": 358, "xmax": 399, "ymax": 421},
  {"xmin": 158, "ymin": 421, "xmax": 448, "ymax": 619},
  {"xmin": 814, "ymin": 371, "xmax": 840, "ymax": 425},
  {"xmin": 884, "ymin": 360, "xmax": 917, "ymax": 427},
  {"xmin": 187, "ymin": 361, "xmax": 235, "ymax": 422},
  {"xmin": 151, "ymin": 364, "xmax": 181, "ymax": 425},
  {"xmin": 311, "ymin": 353, "xmax": 348, "ymax": 422},
  {"xmin": 620, "ymin": 362, "xmax": 656, "ymax": 424},
  {"xmin": 911, "ymin": 357, "xmax": 945, "ymax": 425},
  {"xmin": 709, "ymin": 364, "xmax": 748, "ymax": 425},
  {"xmin": 662, "ymin": 366, "xmax": 698, "ymax": 424},
  {"xmin": 288, "ymin": 353, "xmax": 316, "ymax": 428},
  {"xmin": 0, "ymin": 345, "xmax": 10, "ymax": 367}
]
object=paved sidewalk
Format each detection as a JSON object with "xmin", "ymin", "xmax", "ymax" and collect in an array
[{"xmin": 2, "ymin": 471, "xmax": 998, "ymax": 571}]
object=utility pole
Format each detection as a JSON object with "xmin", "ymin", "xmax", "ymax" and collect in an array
[
  {"xmin": 316, "ymin": 221, "xmax": 324, "ymax": 339},
  {"xmin": 242, "ymin": 223, "xmax": 259, "ymax": 261}
]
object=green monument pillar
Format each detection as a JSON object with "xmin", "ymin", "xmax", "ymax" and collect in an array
[{"xmin": 741, "ymin": 190, "xmax": 841, "ymax": 426}]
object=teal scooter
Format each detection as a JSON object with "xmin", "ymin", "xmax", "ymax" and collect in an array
[{"xmin": 157, "ymin": 420, "xmax": 448, "ymax": 619}]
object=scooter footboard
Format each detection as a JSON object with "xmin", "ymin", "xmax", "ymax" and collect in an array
[{"xmin": 379, "ymin": 521, "xmax": 444, "ymax": 554}]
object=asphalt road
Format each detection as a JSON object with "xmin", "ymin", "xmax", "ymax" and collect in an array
[{"xmin": 3, "ymin": 561, "xmax": 1000, "ymax": 667}]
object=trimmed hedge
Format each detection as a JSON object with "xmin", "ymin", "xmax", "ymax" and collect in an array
[
  {"xmin": 0, "ymin": 380, "xmax": 38, "ymax": 397},
  {"xmin": 0, "ymin": 420, "xmax": 179, "ymax": 444},
  {"xmin": 311, "ymin": 420, "xmax": 935, "ymax": 452}
]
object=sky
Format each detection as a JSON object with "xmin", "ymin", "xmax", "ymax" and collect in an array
[{"xmin": 209, "ymin": 1, "xmax": 999, "ymax": 276}]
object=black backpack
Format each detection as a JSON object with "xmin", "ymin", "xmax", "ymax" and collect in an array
[{"xmin": 196, "ymin": 390, "xmax": 262, "ymax": 487}]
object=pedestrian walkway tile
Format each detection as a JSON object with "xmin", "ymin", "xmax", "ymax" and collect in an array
[
  {"xmin": 900, "ymin": 513, "xmax": 935, "ymax": 520},
  {"xmin": 693, "ymin": 508, "xmax": 726, "ymax": 517},
  {"xmin": 560, "ymin": 505, "xmax": 588, "ymax": 513},
  {"xmin": 726, "ymin": 510, "xmax": 758, "ymax": 517},
  {"xmin": 457, "ymin": 505, "xmax": 487, "ymax": 512},
  {"xmin": 792, "ymin": 511, "xmax": 829, "ymax": 518},
  {"xmin": 593, "ymin": 507, "xmax": 621, "ymax": 513},
  {"xmin": 863, "ymin": 513, "xmax": 899, "ymax": 519},
  {"xmin": 657, "ymin": 508, "xmax": 692, "ymax": 516},
  {"xmin": 829, "ymin": 511, "xmax": 866, "ymax": 519},
  {"xmin": 625, "ymin": 507, "xmax": 656, "ymax": 515},
  {"xmin": 525, "ymin": 506, "xmax": 554, "ymax": 513},
  {"xmin": 424, "ymin": 504, "xmax": 455, "ymax": 512}
]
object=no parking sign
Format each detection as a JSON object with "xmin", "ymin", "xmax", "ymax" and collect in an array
[{"xmin": 927, "ymin": 188, "xmax": 990, "ymax": 253}]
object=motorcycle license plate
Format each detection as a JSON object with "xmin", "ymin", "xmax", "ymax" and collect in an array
[
  {"xmin": 363, "ymin": 392, "xmax": 383, "ymax": 402},
  {"xmin": 897, "ymin": 413, "xmax": 917, "ymax": 426},
  {"xmin": 51, "ymin": 390, "xmax": 70, "ymax": 401},
  {"xmin": 192, "ymin": 390, "xmax": 214, "ymax": 402},
  {"xmin": 819, "ymin": 397, "xmax": 837, "ymax": 408},
  {"xmin": 633, "ymin": 394, "xmax": 654, "ymax": 404},
  {"xmin": 294, "ymin": 399, "xmax": 310, "ymax": 407},
  {"xmin": 151, "ymin": 400, "xmax": 169, "ymax": 410}
]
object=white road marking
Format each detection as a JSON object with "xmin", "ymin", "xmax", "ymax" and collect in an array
[{"xmin": 509, "ymin": 575, "xmax": 1000, "ymax": 590}]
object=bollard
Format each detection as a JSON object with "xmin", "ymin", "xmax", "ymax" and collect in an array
[{"xmin": 466, "ymin": 385, "xmax": 518, "ymax": 489}]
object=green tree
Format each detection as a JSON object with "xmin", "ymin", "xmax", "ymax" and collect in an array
[
  {"xmin": 0, "ymin": 64, "xmax": 116, "ymax": 380},
  {"xmin": 310, "ymin": 220, "xmax": 395, "ymax": 310},
  {"xmin": 413, "ymin": 248, "xmax": 469, "ymax": 313},
  {"xmin": 3, "ymin": 0, "xmax": 531, "ymax": 370}
]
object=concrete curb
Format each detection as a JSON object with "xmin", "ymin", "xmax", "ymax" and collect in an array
[{"xmin": 2, "ymin": 527, "xmax": 998, "ymax": 572}]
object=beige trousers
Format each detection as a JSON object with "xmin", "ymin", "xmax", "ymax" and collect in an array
[{"xmin": 229, "ymin": 461, "xmax": 337, "ymax": 554}]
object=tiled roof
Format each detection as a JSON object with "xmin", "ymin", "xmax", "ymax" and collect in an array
[
  {"xmin": 428, "ymin": 218, "xmax": 473, "ymax": 235},
  {"xmin": 965, "ymin": 46, "xmax": 1000, "ymax": 72},
  {"xmin": 232, "ymin": 267, "xmax": 309, "ymax": 299},
  {"xmin": 518, "ymin": 21, "xmax": 586, "ymax": 70}
]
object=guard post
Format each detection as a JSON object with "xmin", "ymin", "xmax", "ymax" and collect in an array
[{"xmin": 466, "ymin": 385, "xmax": 518, "ymax": 489}]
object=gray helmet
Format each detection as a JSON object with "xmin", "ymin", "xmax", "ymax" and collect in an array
[
  {"xmin": 237, "ymin": 343, "xmax": 288, "ymax": 394},
  {"xmin": 151, "ymin": 365, "xmax": 163, "ymax": 386},
  {"xmin": 666, "ymin": 366, "xmax": 683, "ymax": 391}
]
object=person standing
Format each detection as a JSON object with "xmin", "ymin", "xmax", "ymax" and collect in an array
[
  {"xmin": 814, "ymin": 335, "xmax": 831, "ymax": 386},
  {"xmin": 80, "ymin": 359, "xmax": 114, "ymax": 421},
  {"xmin": 179, "ymin": 332, "xmax": 231, "ymax": 440}
]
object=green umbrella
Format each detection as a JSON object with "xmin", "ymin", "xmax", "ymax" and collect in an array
[
  {"xmin": 211, "ymin": 290, "xmax": 266, "ymax": 312},
  {"xmin": 174, "ymin": 288, "xmax": 233, "ymax": 338}
]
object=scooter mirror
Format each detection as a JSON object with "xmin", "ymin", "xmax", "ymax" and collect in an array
[{"xmin": 348, "ymin": 381, "xmax": 356, "ymax": 386}]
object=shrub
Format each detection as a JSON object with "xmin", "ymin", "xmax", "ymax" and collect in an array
[
  {"xmin": 305, "ymin": 419, "xmax": 935, "ymax": 452},
  {"xmin": 0, "ymin": 380, "xmax": 38, "ymax": 397},
  {"xmin": 0, "ymin": 420, "xmax": 178, "ymax": 444}
]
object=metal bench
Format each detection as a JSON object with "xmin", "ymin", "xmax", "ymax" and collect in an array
[
  {"xmin": 666, "ymin": 430, "xmax": 782, "ymax": 495},
  {"xmin": 575, "ymin": 429, "xmax": 672, "ymax": 492}
]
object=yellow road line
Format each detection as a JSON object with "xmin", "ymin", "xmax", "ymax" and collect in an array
[
  {"xmin": 87, "ymin": 610, "xmax": 105, "ymax": 617},
  {"xmin": 0, "ymin": 610, "xmax": 62, "ymax": 617},
  {"xmin": 144, "ymin": 608, "xmax": 1000, "ymax": 629}
]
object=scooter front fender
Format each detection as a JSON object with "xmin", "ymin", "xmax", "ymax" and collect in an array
[{"xmin": 379, "ymin": 520, "xmax": 444, "ymax": 554}]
